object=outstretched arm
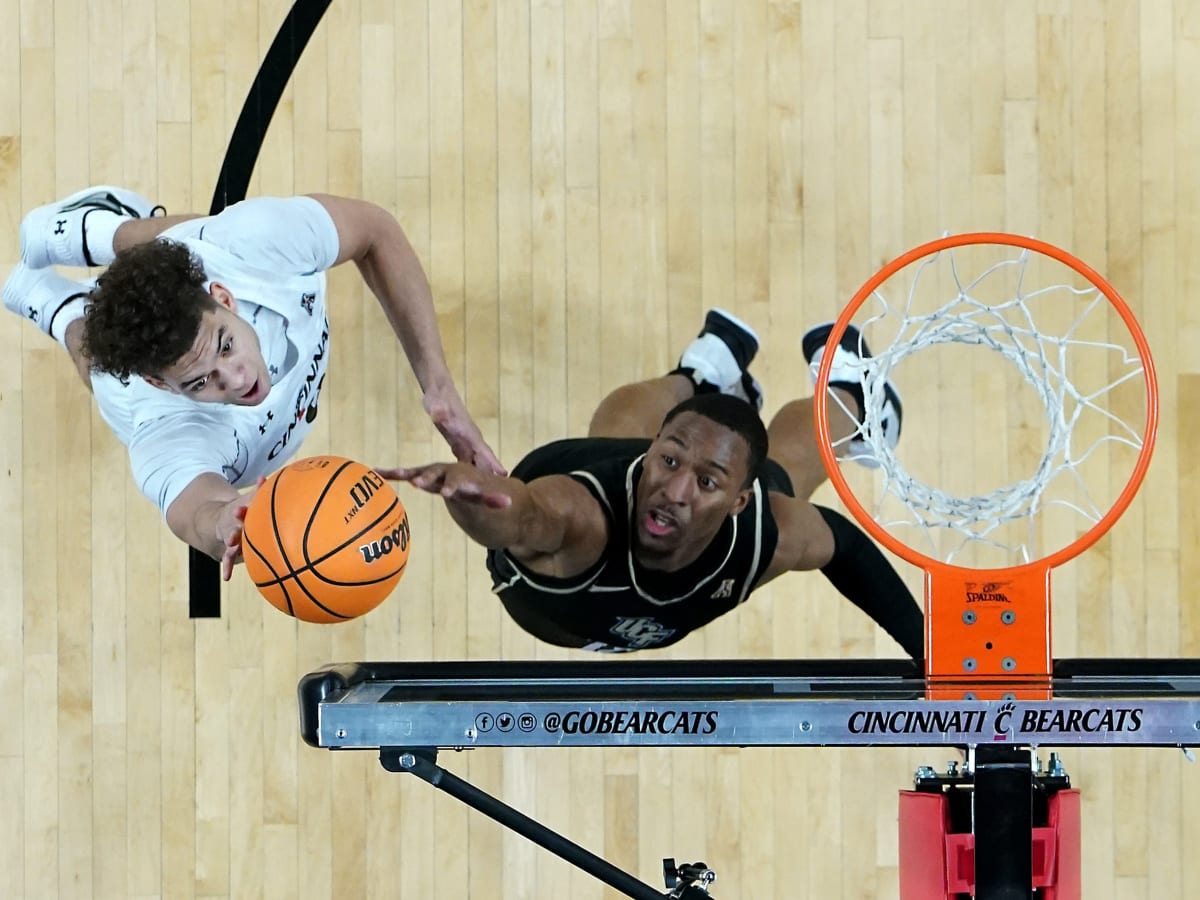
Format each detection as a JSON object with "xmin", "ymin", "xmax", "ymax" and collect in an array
[
  {"xmin": 377, "ymin": 463, "xmax": 608, "ymax": 576},
  {"xmin": 165, "ymin": 472, "xmax": 261, "ymax": 581},
  {"xmin": 764, "ymin": 494, "xmax": 925, "ymax": 659},
  {"xmin": 310, "ymin": 195, "xmax": 504, "ymax": 475}
]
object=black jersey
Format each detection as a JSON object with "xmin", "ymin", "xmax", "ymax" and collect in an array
[{"xmin": 486, "ymin": 437, "xmax": 793, "ymax": 652}]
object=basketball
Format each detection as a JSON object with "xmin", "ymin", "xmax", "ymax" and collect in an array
[{"xmin": 241, "ymin": 456, "xmax": 411, "ymax": 623}]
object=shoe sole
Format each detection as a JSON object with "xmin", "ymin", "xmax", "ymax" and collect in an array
[
  {"xmin": 705, "ymin": 307, "xmax": 760, "ymax": 367},
  {"xmin": 2, "ymin": 262, "xmax": 92, "ymax": 337},
  {"xmin": 20, "ymin": 184, "xmax": 155, "ymax": 267},
  {"xmin": 1, "ymin": 262, "xmax": 32, "ymax": 311},
  {"xmin": 803, "ymin": 321, "xmax": 903, "ymax": 444},
  {"xmin": 801, "ymin": 321, "xmax": 872, "ymax": 364}
]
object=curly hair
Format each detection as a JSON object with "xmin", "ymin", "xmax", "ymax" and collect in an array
[{"xmin": 81, "ymin": 239, "xmax": 218, "ymax": 379}]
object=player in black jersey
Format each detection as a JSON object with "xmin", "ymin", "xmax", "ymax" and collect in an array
[{"xmin": 379, "ymin": 309, "xmax": 923, "ymax": 656}]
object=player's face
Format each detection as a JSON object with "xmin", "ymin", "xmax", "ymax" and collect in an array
[
  {"xmin": 634, "ymin": 411, "xmax": 753, "ymax": 569},
  {"xmin": 149, "ymin": 284, "xmax": 272, "ymax": 406}
]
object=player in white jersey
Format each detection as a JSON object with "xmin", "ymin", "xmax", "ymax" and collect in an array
[{"xmin": 3, "ymin": 186, "xmax": 502, "ymax": 577}]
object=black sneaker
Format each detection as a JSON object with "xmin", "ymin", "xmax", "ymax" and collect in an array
[
  {"xmin": 802, "ymin": 322, "xmax": 903, "ymax": 466},
  {"xmin": 674, "ymin": 308, "xmax": 763, "ymax": 409}
]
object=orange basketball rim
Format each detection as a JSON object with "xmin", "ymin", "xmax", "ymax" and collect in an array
[{"xmin": 812, "ymin": 232, "xmax": 1159, "ymax": 695}]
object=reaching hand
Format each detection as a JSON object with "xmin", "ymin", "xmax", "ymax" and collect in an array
[
  {"xmin": 423, "ymin": 389, "xmax": 506, "ymax": 475},
  {"xmin": 217, "ymin": 477, "xmax": 266, "ymax": 581},
  {"xmin": 219, "ymin": 502, "xmax": 249, "ymax": 582},
  {"xmin": 375, "ymin": 463, "xmax": 512, "ymax": 509}
]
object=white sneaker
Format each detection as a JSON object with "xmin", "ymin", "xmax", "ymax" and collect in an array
[
  {"xmin": 726, "ymin": 371, "xmax": 764, "ymax": 411},
  {"xmin": 676, "ymin": 308, "xmax": 764, "ymax": 410},
  {"xmin": 802, "ymin": 322, "xmax": 903, "ymax": 467},
  {"xmin": 2, "ymin": 262, "xmax": 93, "ymax": 344},
  {"xmin": 20, "ymin": 185, "xmax": 161, "ymax": 269}
]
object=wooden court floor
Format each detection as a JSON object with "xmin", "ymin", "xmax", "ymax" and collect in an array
[{"xmin": 1, "ymin": 1, "xmax": 1198, "ymax": 897}]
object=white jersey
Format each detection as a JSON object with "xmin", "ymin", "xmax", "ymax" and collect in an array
[{"xmin": 92, "ymin": 196, "xmax": 340, "ymax": 515}]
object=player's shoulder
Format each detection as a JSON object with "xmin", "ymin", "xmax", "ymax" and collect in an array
[
  {"xmin": 513, "ymin": 437, "xmax": 649, "ymax": 481},
  {"xmin": 758, "ymin": 493, "xmax": 826, "ymax": 581},
  {"xmin": 212, "ymin": 194, "xmax": 331, "ymax": 227},
  {"xmin": 92, "ymin": 371, "xmax": 169, "ymax": 422},
  {"xmin": 92, "ymin": 371, "xmax": 236, "ymax": 438},
  {"xmin": 162, "ymin": 195, "xmax": 340, "ymax": 276}
]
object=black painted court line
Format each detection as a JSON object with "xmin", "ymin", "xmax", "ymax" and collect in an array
[{"xmin": 189, "ymin": 0, "xmax": 334, "ymax": 618}]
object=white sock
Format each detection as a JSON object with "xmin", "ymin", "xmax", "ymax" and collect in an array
[
  {"xmin": 82, "ymin": 210, "xmax": 124, "ymax": 265},
  {"xmin": 49, "ymin": 296, "xmax": 88, "ymax": 347}
]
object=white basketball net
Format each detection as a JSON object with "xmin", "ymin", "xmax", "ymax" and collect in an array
[{"xmin": 819, "ymin": 242, "xmax": 1148, "ymax": 567}]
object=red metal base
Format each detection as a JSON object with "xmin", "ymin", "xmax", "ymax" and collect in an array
[{"xmin": 898, "ymin": 788, "xmax": 1080, "ymax": 899}]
